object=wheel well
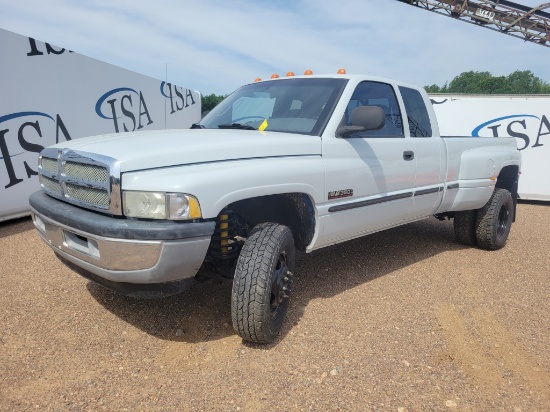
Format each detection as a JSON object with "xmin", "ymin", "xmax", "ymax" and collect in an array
[
  {"xmin": 227, "ymin": 193, "xmax": 315, "ymax": 252},
  {"xmin": 496, "ymin": 165, "xmax": 519, "ymax": 221},
  {"xmin": 496, "ymin": 165, "xmax": 519, "ymax": 194}
]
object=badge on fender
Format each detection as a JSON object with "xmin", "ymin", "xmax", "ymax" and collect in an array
[{"xmin": 328, "ymin": 189, "xmax": 353, "ymax": 200}]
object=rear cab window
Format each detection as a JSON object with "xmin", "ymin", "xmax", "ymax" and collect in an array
[{"xmin": 399, "ymin": 86, "xmax": 433, "ymax": 137}]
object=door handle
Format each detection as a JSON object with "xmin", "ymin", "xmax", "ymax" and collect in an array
[{"xmin": 403, "ymin": 150, "xmax": 414, "ymax": 161}]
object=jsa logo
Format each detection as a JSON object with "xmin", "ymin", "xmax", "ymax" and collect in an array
[
  {"xmin": 95, "ymin": 88, "xmax": 153, "ymax": 133},
  {"xmin": 26, "ymin": 37, "xmax": 73, "ymax": 56},
  {"xmin": 0, "ymin": 112, "xmax": 72, "ymax": 189},
  {"xmin": 160, "ymin": 82, "xmax": 197, "ymax": 114},
  {"xmin": 472, "ymin": 114, "xmax": 549, "ymax": 151}
]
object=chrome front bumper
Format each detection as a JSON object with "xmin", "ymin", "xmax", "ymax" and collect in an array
[{"xmin": 29, "ymin": 191, "xmax": 215, "ymax": 292}]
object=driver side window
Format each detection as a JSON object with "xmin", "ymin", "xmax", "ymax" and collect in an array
[{"xmin": 346, "ymin": 81, "xmax": 404, "ymax": 138}]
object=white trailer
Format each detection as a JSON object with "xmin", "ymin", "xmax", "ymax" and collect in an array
[
  {"xmin": 431, "ymin": 94, "xmax": 550, "ymax": 201},
  {"xmin": 0, "ymin": 28, "xmax": 201, "ymax": 222}
]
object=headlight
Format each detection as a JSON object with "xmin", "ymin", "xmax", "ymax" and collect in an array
[{"xmin": 123, "ymin": 191, "xmax": 202, "ymax": 220}]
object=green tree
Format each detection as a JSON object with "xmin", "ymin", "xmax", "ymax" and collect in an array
[
  {"xmin": 426, "ymin": 81, "xmax": 449, "ymax": 94},
  {"xmin": 504, "ymin": 70, "xmax": 550, "ymax": 93},
  {"xmin": 425, "ymin": 84, "xmax": 442, "ymax": 93},
  {"xmin": 201, "ymin": 94, "xmax": 226, "ymax": 115},
  {"xmin": 447, "ymin": 71, "xmax": 498, "ymax": 93},
  {"xmin": 425, "ymin": 70, "xmax": 550, "ymax": 94}
]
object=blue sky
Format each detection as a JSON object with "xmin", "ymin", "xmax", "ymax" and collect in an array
[{"xmin": 1, "ymin": 0, "xmax": 548, "ymax": 95}]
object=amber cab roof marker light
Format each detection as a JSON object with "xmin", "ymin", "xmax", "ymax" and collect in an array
[{"xmin": 255, "ymin": 69, "xmax": 344, "ymax": 81}]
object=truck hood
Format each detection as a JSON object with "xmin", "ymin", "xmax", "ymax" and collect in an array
[{"xmin": 51, "ymin": 129, "xmax": 322, "ymax": 172}]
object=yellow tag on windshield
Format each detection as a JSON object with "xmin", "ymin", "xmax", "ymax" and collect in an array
[{"xmin": 258, "ymin": 119, "xmax": 268, "ymax": 131}]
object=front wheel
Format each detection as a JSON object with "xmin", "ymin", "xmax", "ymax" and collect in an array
[
  {"xmin": 475, "ymin": 188, "xmax": 514, "ymax": 250},
  {"xmin": 231, "ymin": 223, "xmax": 295, "ymax": 344}
]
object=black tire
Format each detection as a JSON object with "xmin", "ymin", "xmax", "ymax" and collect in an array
[
  {"xmin": 231, "ymin": 223, "xmax": 295, "ymax": 344},
  {"xmin": 454, "ymin": 210, "xmax": 478, "ymax": 246},
  {"xmin": 475, "ymin": 188, "xmax": 514, "ymax": 250}
]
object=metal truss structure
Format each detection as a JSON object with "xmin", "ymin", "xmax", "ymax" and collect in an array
[{"xmin": 396, "ymin": 0, "xmax": 550, "ymax": 48}]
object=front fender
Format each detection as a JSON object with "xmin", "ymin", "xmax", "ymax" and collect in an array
[{"xmin": 121, "ymin": 156, "xmax": 324, "ymax": 219}]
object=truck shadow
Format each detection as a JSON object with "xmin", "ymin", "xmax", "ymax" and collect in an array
[{"xmin": 88, "ymin": 217, "xmax": 462, "ymax": 345}]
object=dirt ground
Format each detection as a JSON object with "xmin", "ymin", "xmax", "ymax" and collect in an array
[{"xmin": 1, "ymin": 203, "xmax": 549, "ymax": 411}]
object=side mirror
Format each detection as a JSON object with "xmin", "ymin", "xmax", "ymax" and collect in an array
[{"xmin": 337, "ymin": 106, "xmax": 385, "ymax": 137}]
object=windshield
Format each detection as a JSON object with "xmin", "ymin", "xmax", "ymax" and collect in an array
[{"xmin": 198, "ymin": 78, "xmax": 348, "ymax": 136}]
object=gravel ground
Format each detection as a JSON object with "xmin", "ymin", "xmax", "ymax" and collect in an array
[{"xmin": 1, "ymin": 203, "xmax": 549, "ymax": 411}]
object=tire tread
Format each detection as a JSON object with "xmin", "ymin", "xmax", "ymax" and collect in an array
[
  {"xmin": 454, "ymin": 210, "xmax": 478, "ymax": 246},
  {"xmin": 231, "ymin": 223, "xmax": 294, "ymax": 344},
  {"xmin": 475, "ymin": 188, "xmax": 513, "ymax": 250}
]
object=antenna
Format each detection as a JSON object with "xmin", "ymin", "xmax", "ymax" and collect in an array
[{"xmin": 165, "ymin": 62, "xmax": 168, "ymax": 129}]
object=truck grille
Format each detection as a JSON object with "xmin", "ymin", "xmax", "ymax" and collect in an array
[
  {"xmin": 39, "ymin": 174, "xmax": 62, "ymax": 195},
  {"xmin": 40, "ymin": 157, "xmax": 59, "ymax": 175},
  {"xmin": 64, "ymin": 183, "xmax": 110, "ymax": 208},
  {"xmin": 37, "ymin": 148, "xmax": 121, "ymax": 215},
  {"xmin": 64, "ymin": 162, "xmax": 109, "ymax": 183}
]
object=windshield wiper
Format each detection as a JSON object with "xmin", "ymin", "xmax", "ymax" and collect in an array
[
  {"xmin": 217, "ymin": 123, "xmax": 257, "ymax": 130},
  {"xmin": 190, "ymin": 123, "xmax": 204, "ymax": 129}
]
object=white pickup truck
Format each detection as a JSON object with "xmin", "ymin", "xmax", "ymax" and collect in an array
[{"xmin": 30, "ymin": 73, "xmax": 521, "ymax": 344}]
